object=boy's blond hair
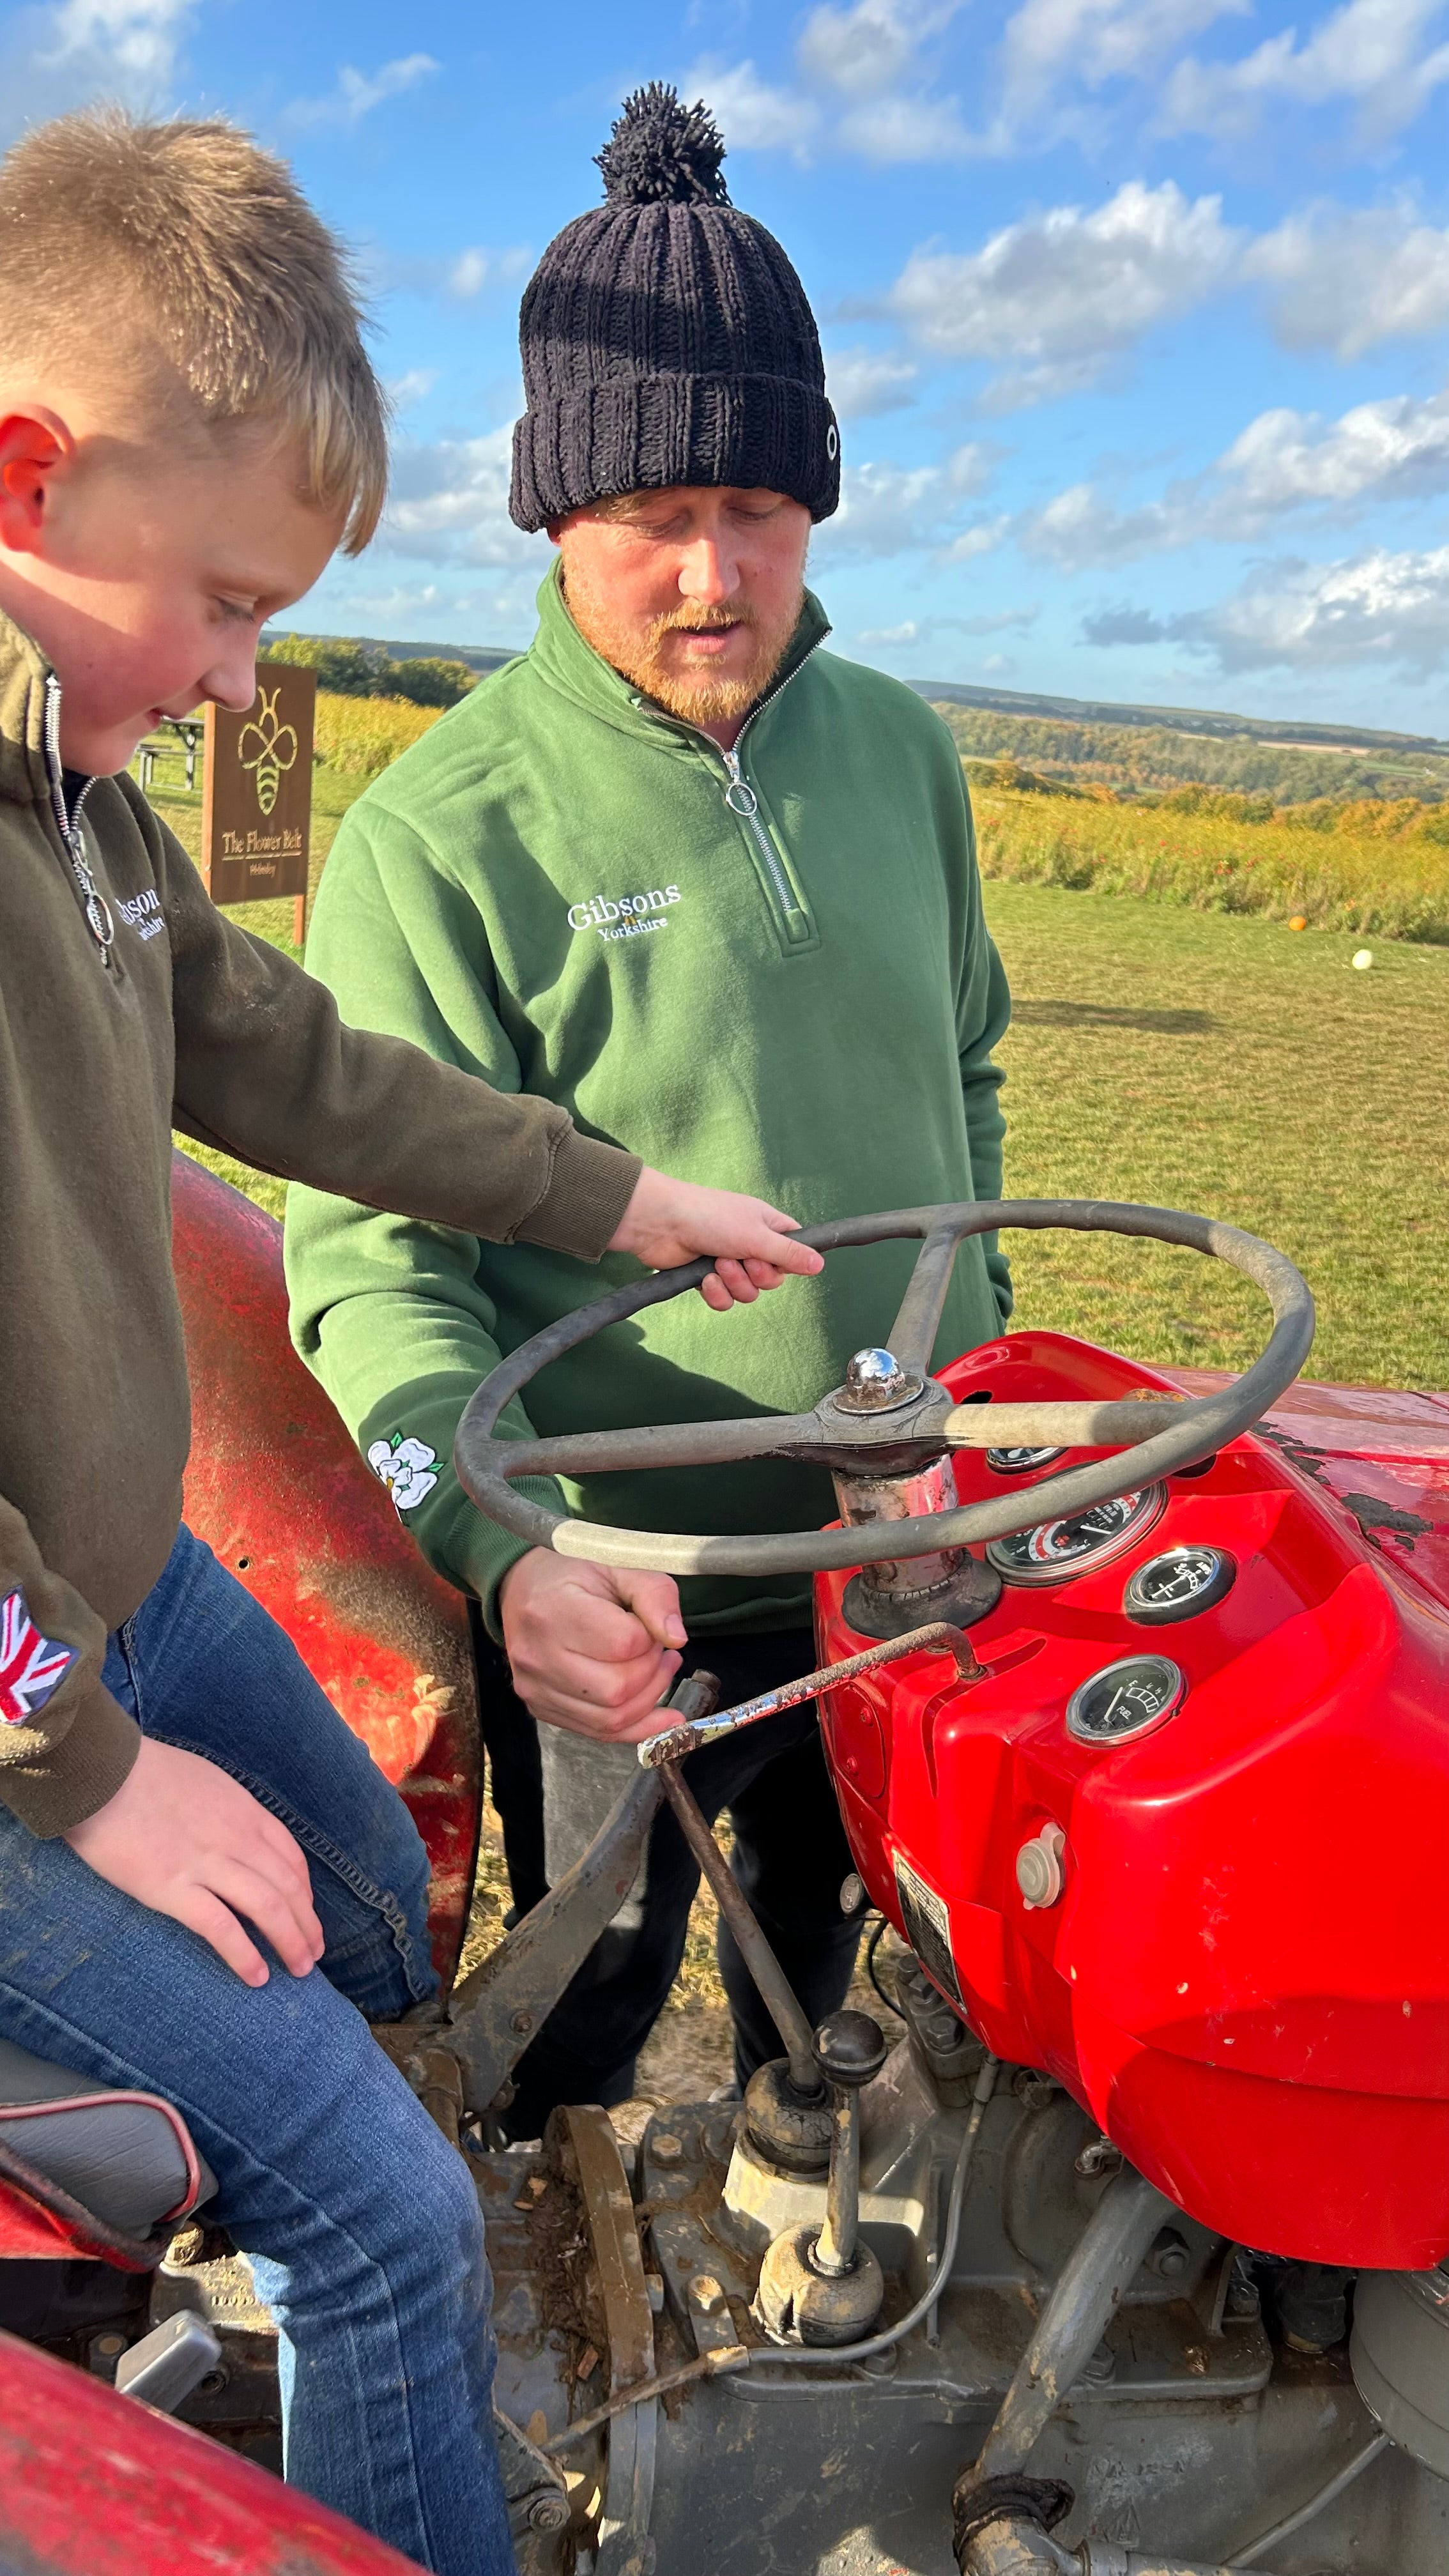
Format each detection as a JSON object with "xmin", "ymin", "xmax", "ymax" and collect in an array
[{"xmin": 0, "ymin": 109, "xmax": 388, "ymax": 553}]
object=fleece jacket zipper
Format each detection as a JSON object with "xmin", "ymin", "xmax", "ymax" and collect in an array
[
  {"xmin": 43, "ymin": 675, "xmax": 114, "ymax": 970},
  {"xmin": 677, "ymin": 641, "xmax": 820, "ymax": 948}
]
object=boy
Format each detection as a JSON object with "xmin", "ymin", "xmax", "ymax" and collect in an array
[{"xmin": 0, "ymin": 109, "xmax": 819, "ymax": 2576}]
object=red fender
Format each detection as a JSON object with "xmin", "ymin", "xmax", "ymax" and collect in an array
[
  {"xmin": 0, "ymin": 2328, "xmax": 418, "ymax": 2572},
  {"xmin": 171, "ymin": 1151, "xmax": 482, "ymax": 1989}
]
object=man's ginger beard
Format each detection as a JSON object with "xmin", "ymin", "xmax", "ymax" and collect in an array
[{"xmin": 560, "ymin": 560, "xmax": 804, "ymax": 726}]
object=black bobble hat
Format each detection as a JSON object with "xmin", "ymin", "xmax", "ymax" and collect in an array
[{"xmin": 509, "ymin": 84, "xmax": 840, "ymax": 533}]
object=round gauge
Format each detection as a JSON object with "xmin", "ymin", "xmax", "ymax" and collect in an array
[
  {"xmin": 986, "ymin": 1485, "xmax": 1167, "ymax": 1586},
  {"xmin": 986, "ymin": 1445, "xmax": 1066, "ymax": 1475},
  {"xmin": 1067, "ymin": 1654, "xmax": 1186, "ymax": 1747},
  {"xmin": 1124, "ymin": 1546, "xmax": 1236, "ymax": 1625}
]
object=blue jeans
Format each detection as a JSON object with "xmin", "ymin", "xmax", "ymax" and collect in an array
[{"xmin": 0, "ymin": 1525, "xmax": 515, "ymax": 2576}]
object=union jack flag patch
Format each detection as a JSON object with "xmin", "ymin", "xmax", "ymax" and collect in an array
[{"xmin": 0, "ymin": 1588, "xmax": 80, "ymax": 1728}]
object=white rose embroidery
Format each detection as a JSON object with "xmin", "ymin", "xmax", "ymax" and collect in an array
[{"xmin": 367, "ymin": 1433, "xmax": 440, "ymax": 1513}]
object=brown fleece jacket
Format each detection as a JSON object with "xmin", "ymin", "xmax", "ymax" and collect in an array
[{"xmin": 0, "ymin": 611, "xmax": 640, "ymax": 1837}]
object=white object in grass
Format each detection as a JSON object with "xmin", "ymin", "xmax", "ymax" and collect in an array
[{"xmin": 1351, "ymin": 949, "xmax": 1374, "ymax": 970}]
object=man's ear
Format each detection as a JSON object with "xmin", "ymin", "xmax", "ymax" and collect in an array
[{"xmin": 0, "ymin": 410, "xmax": 72, "ymax": 556}]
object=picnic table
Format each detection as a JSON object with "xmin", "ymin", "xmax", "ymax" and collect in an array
[{"xmin": 135, "ymin": 716, "xmax": 205, "ymax": 792}]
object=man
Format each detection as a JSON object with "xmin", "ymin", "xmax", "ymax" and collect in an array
[{"xmin": 286, "ymin": 85, "xmax": 1012, "ymax": 2136}]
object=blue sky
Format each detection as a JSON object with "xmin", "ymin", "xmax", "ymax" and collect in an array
[{"xmin": 4, "ymin": 0, "xmax": 1448, "ymax": 732}]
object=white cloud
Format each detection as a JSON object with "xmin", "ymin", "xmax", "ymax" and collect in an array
[
  {"xmin": 797, "ymin": 0, "xmax": 960, "ymax": 95},
  {"xmin": 813, "ymin": 444, "xmax": 1002, "ymax": 559},
  {"xmin": 824, "ymin": 346, "xmax": 919, "ymax": 417},
  {"xmin": 890, "ymin": 181, "xmax": 1240, "ymax": 400},
  {"xmin": 689, "ymin": 1, "xmax": 976, "ymax": 163},
  {"xmin": 1191, "ymin": 545, "xmax": 1449, "ymax": 672},
  {"xmin": 1247, "ymin": 204, "xmax": 1449, "ymax": 358},
  {"xmin": 836, "ymin": 92, "xmax": 976, "ymax": 157},
  {"xmin": 1023, "ymin": 385, "xmax": 1449, "ymax": 567},
  {"xmin": 682, "ymin": 57, "xmax": 818, "ymax": 153},
  {"xmin": 381, "ymin": 428, "xmax": 544, "ymax": 569},
  {"xmin": 0, "ymin": 0, "xmax": 197, "ymax": 142},
  {"xmin": 1219, "ymin": 389, "xmax": 1449, "ymax": 511},
  {"xmin": 40, "ymin": 0, "xmax": 192, "ymax": 80},
  {"xmin": 445, "ymin": 245, "xmax": 533, "ymax": 301},
  {"xmin": 1162, "ymin": 0, "xmax": 1449, "ymax": 141},
  {"xmin": 290, "ymin": 54, "xmax": 438, "ymax": 128},
  {"xmin": 370, "ymin": 243, "xmax": 533, "ymax": 306},
  {"xmin": 1083, "ymin": 543, "xmax": 1449, "ymax": 671},
  {"xmin": 1000, "ymin": 0, "xmax": 1249, "ymax": 114},
  {"xmin": 385, "ymin": 369, "xmax": 438, "ymax": 413}
]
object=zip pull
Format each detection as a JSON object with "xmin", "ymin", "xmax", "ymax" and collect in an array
[
  {"xmin": 43, "ymin": 675, "xmax": 115, "ymax": 969},
  {"xmin": 721, "ymin": 747, "xmax": 758, "ymax": 816},
  {"xmin": 718, "ymin": 745, "xmax": 803, "ymax": 921}
]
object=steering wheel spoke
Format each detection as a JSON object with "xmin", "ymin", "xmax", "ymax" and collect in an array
[
  {"xmin": 486, "ymin": 1410, "xmax": 828, "ymax": 1487},
  {"xmin": 887, "ymin": 1220, "xmax": 965, "ymax": 1378},
  {"xmin": 943, "ymin": 1397, "xmax": 1187, "ymax": 1448}
]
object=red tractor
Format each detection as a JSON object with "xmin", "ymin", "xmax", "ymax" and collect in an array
[{"xmin": 2, "ymin": 1158, "xmax": 1446, "ymax": 2575}]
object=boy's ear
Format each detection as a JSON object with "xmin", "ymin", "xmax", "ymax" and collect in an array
[{"xmin": 0, "ymin": 410, "xmax": 72, "ymax": 556}]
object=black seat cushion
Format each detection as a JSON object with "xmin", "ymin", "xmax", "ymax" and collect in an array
[{"xmin": 0, "ymin": 2039, "xmax": 216, "ymax": 2239}]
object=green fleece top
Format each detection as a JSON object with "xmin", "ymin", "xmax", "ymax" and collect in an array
[{"xmin": 286, "ymin": 565, "xmax": 1012, "ymax": 1637}]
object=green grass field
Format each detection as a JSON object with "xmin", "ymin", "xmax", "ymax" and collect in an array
[{"xmin": 984, "ymin": 883, "xmax": 1448, "ymax": 1392}]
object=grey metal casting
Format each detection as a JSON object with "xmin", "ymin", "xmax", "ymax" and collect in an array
[
  {"xmin": 967, "ymin": 2170, "xmax": 1177, "ymax": 2485},
  {"xmin": 454, "ymin": 1200, "xmax": 1315, "ymax": 1579}
]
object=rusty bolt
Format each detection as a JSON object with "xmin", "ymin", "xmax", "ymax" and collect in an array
[
  {"xmin": 653, "ymin": 2131, "xmax": 683, "ymax": 2165},
  {"xmin": 525, "ymin": 2489, "xmax": 571, "ymax": 2534},
  {"xmin": 689, "ymin": 2273, "xmax": 726, "ymax": 2315},
  {"xmin": 1075, "ymin": 2135, "xmax": 1123, "ymax": 2179},
  {"xmin": 509, "ymin": 2011, "xmax": 533, "ymax": 2037},
  {"xmin": 1013, "ymin": 2070, "xmax": 1057, "ymax": 2112}
]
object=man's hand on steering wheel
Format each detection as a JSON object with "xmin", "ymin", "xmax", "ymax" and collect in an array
[
  {"xmin": 608, "ymin": 1170, "xmax": 824, "ymax": 1311},
  {"xmin": 499, "ymin": 1550, "xmax": 686, "ymax": 1740}
]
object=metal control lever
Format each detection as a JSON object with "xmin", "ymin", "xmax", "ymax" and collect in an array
[
  {"xmin": 755, "ymin": 2011, "xmax": 891, "ymax": 2347},
  {"xmin": 640, "ymin": 1621, "xmax": 979, "ymax": 1768},
  {"xmin": 813, "ymin": 2011, "xmax": 889, "ymax": 2278}
]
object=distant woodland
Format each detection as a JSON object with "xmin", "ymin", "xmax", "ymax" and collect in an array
[{"xmin": 930, "ymin": 703, "xmax": 1449, "ymax": 806}]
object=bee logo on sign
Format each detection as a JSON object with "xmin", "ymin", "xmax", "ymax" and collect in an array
[
  {"xmin": 202, "ymin": 661, "xmax": 315, "ymax": 907},
  {"xmin": 238, "ymin": 687, "xmax": 300, "ymax": 818}
]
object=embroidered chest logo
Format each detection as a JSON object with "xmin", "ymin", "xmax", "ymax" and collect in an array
[
  {"xmin": 0, "ymin": 1588, "xmax": 80, "ymax": 1727},
  {"xmin": 115, "ymin": 887, "xmax": 166, "ymax": 944},
  {"xmin": 567, "ymin": 885, "xmax": 681, "ymax": 942},
  {"xmin": 368, "ymin": 1433, "xmax": 440, "ymax": 1513}
]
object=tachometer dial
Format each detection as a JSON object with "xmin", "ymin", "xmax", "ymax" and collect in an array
[{"xmin": 986, "ymin": 1484, "xmax": 1167, "ymax": 1586}]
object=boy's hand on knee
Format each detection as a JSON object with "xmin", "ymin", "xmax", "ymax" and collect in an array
[
  {"xmin": 608, "ymin": 1171, "xmax": 824, "ymax": 1312},
  {"xmin": 500, "ymin": 1551, "xmax": 686, "ymax": 1742},
  {"xmin": 63, "ymin": 1739, "xmax": 325, "ymax": 1987}
]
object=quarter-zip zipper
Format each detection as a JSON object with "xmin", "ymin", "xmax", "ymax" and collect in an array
[
  {"xmin": 43, "ymin": 675, "xmax": 114, "ymax": 969},
  {"xmin": 640, "ymin": 638, "xmax": 821, "ymax": 944},
  {"xmin": 719, "ymin": 743, "xmax": 803, "ymax": 925}
]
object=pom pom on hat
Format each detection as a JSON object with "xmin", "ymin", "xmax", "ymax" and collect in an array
[{"xmin": 596, "ymin": 84, "xmax": 730, "ymax": 207}]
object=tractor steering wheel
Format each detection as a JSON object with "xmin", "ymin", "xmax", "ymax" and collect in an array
[{"xmin": 453, "ymin": 1200, "xmax": 1314, "ymax": 1580}]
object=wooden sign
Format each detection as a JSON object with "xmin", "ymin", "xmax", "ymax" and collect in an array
[{"xmin": 201, "ymin": 663, "xmax": 315, "ymax": 906}]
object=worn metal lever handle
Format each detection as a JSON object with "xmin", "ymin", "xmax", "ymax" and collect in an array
[{"xmin": 639, "ymin": 1621, "xmax": 980, "ymax": 1768}]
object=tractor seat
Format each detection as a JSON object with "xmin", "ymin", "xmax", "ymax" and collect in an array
[{"xmin": 0, "ymin": 2039, "xmax": 216, "ymax": 2238}]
